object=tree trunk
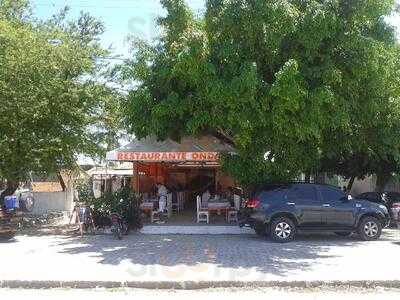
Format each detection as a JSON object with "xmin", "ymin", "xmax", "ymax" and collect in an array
[
  {"xmin": 0, "ymin": 180, "xmax": 19, "ymax": 207},
  {"xmin": 375, "ymin": 172, "xmax": 391, "ymax": 193},
  {"xmin": 346, "ymin": 176, "xmax": 356, "ymax": 193},
  {"xmin": 304, "ymin": 172, "xmax": 311, "ymax": 183}
]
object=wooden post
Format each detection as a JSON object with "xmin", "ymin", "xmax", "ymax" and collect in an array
[
  {"xmin": 215, "ymin": 169, "xmax": 219, "ymax": 193},
  {"xmin": 133, "ymin": 162, "xmax": 140, "ymax": 194}
]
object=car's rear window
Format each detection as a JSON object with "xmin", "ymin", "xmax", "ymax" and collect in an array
[{"xmin": 254, "ymin": 184, "xmax": 289, "ymax": 202}]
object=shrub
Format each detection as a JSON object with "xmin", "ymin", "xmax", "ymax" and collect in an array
[{"xmin": 77, "ymin": 183, "xmax": 142, "ymax": 230}]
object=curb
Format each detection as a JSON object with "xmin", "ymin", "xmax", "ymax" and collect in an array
[{"xmin": 1, "ymin": 280, "xmax": 400, "ymax": 290}]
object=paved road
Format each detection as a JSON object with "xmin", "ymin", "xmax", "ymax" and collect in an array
[
  {"xmin": 1, "ymin": 287, "xmax": 400, "ymax": 300},
  {"xmin": 0, "ymin": 230, "xmax": 399, "ymax": 283}
]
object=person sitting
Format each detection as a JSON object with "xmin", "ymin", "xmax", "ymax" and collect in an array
[{"xmin": 201, "ymin": 189, "xmax": 211, "ymax": 209}]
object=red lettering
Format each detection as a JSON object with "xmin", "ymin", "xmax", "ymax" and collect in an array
[
  {"xmin": 117, "ymin": 152, "xmax": 123, "ymax": 160},
  {"xmin": 168, "ymin": 153, "xmax": 176, "ymax": 160},
  {"xmin": 140, "ymin": 153, "xmax": 147, "ymax": 160},
  {"xmin": 161, "ymin": 153, "xmax": 168, "ymax": 160},
  {"xmin": 207, "ymin": 153, "xmax": 217, "ymax": 161}
]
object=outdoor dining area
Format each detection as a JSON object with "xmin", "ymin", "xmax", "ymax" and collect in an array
[
  {"xmin": 139, "ymin": 187, "xmax": 242, "ymax": 225},
  {"xmin": 105, "ymin": 135, "xmax": 241, "ymax": 225}
]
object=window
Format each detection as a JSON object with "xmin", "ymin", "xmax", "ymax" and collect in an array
[
  {"xmin": 320, "ymin": 187, "xmax": 345, "ymax": 203},
  {"xmin": 257, "ymin": 185, "xmax": 289, "ymax": 202},
  {"xmin": 287, "ymin": 185, "xmax": 318, "ymax": 203},
  {"xmin": 357, "ymin": 192, "xmax": 381, "ymax": 203},
  {"xmin": 259, "ymin": 188, "xmax": 288, "ymax": 202}
]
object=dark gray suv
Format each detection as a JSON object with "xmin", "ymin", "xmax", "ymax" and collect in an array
[{"xmin": 239, "ymin": 183, "xmax": 390, "ymax": 242}]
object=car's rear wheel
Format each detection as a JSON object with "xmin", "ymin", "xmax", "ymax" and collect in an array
[
  {"xmin": 335, "ymin": 232, "xmax": 352, "ymax": 237},
  {"xmin": 270, "ymin": 217, "xmax": 296, "ymax": 243},
  {"xmin": 358, "ymin": 216, "xmax": 382, "ymax": 241}
]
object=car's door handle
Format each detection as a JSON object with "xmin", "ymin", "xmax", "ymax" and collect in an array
[
  {"xmin": 287, "ymin": 202, "xmax": 296, "ymax": 205},
  {"xmin": 322, "ymin": 204, "xmax": 330, "ymax": 207}
]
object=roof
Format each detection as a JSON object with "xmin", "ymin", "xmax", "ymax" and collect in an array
[
  {"xmin": 31, "ymin": 182, "xmax": 63, "ymax": 192},
  {"xmin": 116, "ymin": 135, "xmax": 234, "ymax": 153},
  {"xmin": 87, "ymin": 167, "xmax": 134, "ymax": 176},
  {"xmin": 106, "ymin": 135, "xmax": 235, "ymax": 162}
]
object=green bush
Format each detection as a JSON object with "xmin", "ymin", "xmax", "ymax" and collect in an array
[{"xmin": 77, "ymin": 183, "xmax": 142, "ymax": 230}]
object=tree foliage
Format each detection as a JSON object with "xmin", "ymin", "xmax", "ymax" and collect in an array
[
  {"xmin": 114, "ymin": 0, "xmax": 400, "ymax": 187},
  {"xmin": 0, "ymin": 0, "xmax": 122, "ymax": 200}
]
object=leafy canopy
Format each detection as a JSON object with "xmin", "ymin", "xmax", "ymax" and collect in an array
[
  {"xmin": 122, "ymin": 0, "xmax": 400, "ymax": 187},
  {"xmin": 0, "ymin": 0, "xmax": 119, "ymax": 190}
]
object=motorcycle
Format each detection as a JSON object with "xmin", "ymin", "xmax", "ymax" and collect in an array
[{"xmin": 110, "ymin": 212, "xmax": 128, "ymax": 240}]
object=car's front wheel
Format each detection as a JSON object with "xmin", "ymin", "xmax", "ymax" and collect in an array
[
  {"xmin": 358, "ymin": 216, "xmax": 382, "ymax": 241},
  {"xmin": 270, "ymin": 217, "xmax": 296, "ymax": 243}
]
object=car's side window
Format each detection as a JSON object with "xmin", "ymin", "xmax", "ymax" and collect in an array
[
  {"xmin": 359, "ymin": 192, "xmax": 380, "ymax": 203},
  {"xmin": 320, "ymin": 187, "xmax": 345, "ymax": 203},
  {"xmin": 287, "ymin": 185, "xmax": 319, "ymax": 204},
  {"xmin": 365, "ymin": 193, "xmax": 379, "ymax": 200}
]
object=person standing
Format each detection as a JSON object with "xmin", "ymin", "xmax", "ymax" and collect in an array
[{"xmin": 156, "ymin": 183, "xmax": 168, "ymax": 213}]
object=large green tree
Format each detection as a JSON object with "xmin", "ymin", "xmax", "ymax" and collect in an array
[
  {"xmin": 0, "ymin": 0, "xmax": 118, "ymax": 201},
  {"xmin": 122, "ymin": 0, "xmax": 400, "ymax": 187}
]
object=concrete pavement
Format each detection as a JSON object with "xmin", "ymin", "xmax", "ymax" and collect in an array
[
  {"xmin": 0, "ymin": 229, "xmax": 399, "ymax": 287},
  {"xmin": 1, "ymin": 287, "xmax": 400, "ymax": 300}
]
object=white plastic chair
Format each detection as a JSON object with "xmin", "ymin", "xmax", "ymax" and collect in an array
[
  {"xmin": 196, "ymin": 195, "xmax": 209, "ymax": 224},
  {"xmin": 234, "ymin": 194, "xmax": 241, "ymax": 211},
  {"xmin": 227, "ymin": 194, "xmax": 241, "ymax": 223}
]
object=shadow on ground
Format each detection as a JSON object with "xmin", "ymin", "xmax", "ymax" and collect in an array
[{"xmin": 52, "ymin": 231, "xmax": 378, "ymax": 278}]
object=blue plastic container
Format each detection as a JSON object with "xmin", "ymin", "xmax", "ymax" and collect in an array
[{"xmin": 4, "ymin": 195, "xmax": 19, "ymax": 209}]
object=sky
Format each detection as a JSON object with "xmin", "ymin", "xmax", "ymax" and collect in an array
[
  {"xmin": 31, "ymin": 0, "xmax": 400, "ymax": 59},
  {"xmin": 32, "ymin": 0, "xmax": 206, "ymax": 58}
]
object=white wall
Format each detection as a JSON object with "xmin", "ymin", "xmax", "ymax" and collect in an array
[
  {"xmin": 338, "ymin": 175, "xmax": 400, "ymax": 195},
  {"xmin": 31, "ymin": 190, "xmax": 73, "ymax": 215}
]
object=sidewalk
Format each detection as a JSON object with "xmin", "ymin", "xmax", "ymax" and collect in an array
[{"xmin": 1, "ymin": 230, "xmax": 399, "ymax": 288}]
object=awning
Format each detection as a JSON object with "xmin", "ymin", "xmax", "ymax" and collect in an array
[
  {"xmin": 87, "ymin": 168, "xmax": 134, "ymax": 176},
  {"xmin": 106, "ymin": 135, "xmax": 235, "ymax": 163}
]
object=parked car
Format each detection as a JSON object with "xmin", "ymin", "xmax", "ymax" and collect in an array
[
  {"xmin": 239, "ymin": 183, "xmax": 390, "ymax": 242},
  {"xmin": 355, "ymin": 192, "xmax": 400, "ymax": 226}
]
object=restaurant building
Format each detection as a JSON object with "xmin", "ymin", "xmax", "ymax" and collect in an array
[{"xmin": 106, "ymin": 135, "xmax": 240, "ymax": 225}]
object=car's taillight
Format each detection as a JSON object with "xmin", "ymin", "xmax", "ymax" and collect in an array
[
  {"xmin": 392, "ymin": 203, "xmax": 400, "ymax": 209},
  {"xmin": 246, "ymin": 198, "xmax": 261, "ymax": 208}
]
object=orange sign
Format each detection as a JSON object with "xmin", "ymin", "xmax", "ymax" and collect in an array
[{"xmin": 114, "ymin": 151, "xmax": 219, "ymax": 162}]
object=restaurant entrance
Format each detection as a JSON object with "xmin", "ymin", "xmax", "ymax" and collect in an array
[
  {"xmin": 106, "ymin": 136, "xmax": 241, "ymax": 226},
  {"xmin": 134, "ymin": 162, "xmax": 238, "ymax": 225}
]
